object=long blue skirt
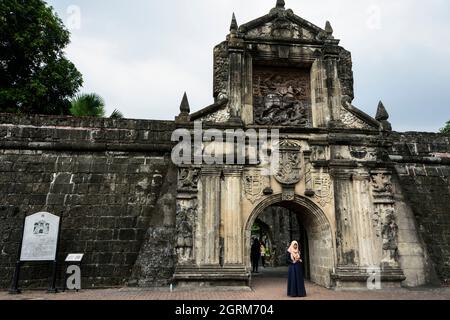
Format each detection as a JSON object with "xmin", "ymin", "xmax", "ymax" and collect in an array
[{"xmin": 287, "ymin": 262, "xmax": 307, "ymax": 297}]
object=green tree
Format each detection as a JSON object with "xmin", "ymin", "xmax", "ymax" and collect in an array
[
  {"xmin": 0, "ymin": 0, "xmax": 83, "ymax": 115},
  {"xmin": 110, "ymin": 109, "xmax": 124, "ymax": 119},
  {"xmin": 440, "ymin": 121, "xmax": 450, "ymax": 134},
  {"xmin": 70, "ymin": 93, "xmax": 105, "ymax": 117}
]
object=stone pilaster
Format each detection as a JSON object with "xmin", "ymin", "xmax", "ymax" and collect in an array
[
  {"xmin": 351, "ymin": 171, "xmax": 380, "ymax": 267},
  {"xmin": 330, "ymin": 168, "xmax": 359, "ymax": 267},
  {"xmin": 198, "ymin": 167, "xmax": 222, "ymax": 266},
  {"xmin": 221, "ymin": 166, "xmax": 244, "ymax": 265},
  {"xmin": 241, "ymin": 52, "xmax": 254, "ymax": 125},
  {"xmin": 228, "ymin": 39, "xmax": 245, "ymax": 122},
  {"xmin": 370, "ymin": 169, "xmax": 400, "ymax": 268},
  {"xmin": 323, "ymin": 44, "xmax": 342, "ymax": 127}
]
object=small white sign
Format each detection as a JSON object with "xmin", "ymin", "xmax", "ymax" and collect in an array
[
  {"xmin": 65, "ymin": 254, "xmax": 84, "ymax": 262},
  {"xmin": 20, "ymin": 212, "xmax": 60, "ymax": 262}
]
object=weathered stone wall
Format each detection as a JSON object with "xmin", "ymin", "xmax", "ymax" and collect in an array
[
  {"xmin": 389, "ymin": 132, "xmax": 450, "ymax": 285},
  {"xmin": 0, "ymin": 114, "xmax": 176, "ymax": 289}
]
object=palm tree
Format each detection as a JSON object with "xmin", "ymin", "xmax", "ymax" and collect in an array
[
  {"xmin": 110, "ymin": 109, "xmax": 124, "ymax": 119},
  {"xmin": 70, "ymin": 93, "xmax": 106, "ymax": 117}
]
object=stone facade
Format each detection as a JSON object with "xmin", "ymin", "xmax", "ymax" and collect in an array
[{"xmin": 0, "ymin": 1, "xmax": 449, "ymax": 290}]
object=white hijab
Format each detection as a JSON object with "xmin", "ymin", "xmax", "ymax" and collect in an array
[{"xmin": 288, "ymin": 241, "xmax": 300, "ymax": 262}]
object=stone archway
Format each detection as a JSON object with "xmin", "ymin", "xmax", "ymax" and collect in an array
[{"xmin": 245, "ymin": 194, "xmax": 335, "ymax": 288}]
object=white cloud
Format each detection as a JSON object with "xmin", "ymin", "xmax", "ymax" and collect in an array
[
  {"xmin": 49, "ymin": 0, "xmax": 450, "ymax": 131},
  {"xmin": 66, "ymin": 35, "xmax": 207, "ymax": 120}
]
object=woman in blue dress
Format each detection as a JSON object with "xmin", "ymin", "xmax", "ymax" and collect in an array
[{"xmin": 287, "ymin": 241, "xmax": 307, "ymax": 297}]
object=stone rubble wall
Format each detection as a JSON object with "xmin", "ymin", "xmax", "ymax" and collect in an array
[
  {"xmin": 0, "ymin": 114, "xmax": 177, "ymax": 289},
  {"xmin": 389, "ymin": 132, "xmax": 450, "ymax": 285}
]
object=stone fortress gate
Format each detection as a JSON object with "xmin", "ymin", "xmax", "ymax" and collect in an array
[
  {"xmin": 0, "ymin": 1, "xmax": 448, "ymax": 291},
  {"xmin": 172, "ymin": 0, "xmax": 432, "ymax": 289}
]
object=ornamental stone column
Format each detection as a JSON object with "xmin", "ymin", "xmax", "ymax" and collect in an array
[
  {"xmin": 198, "ymin": 167, "xmax": 222, "ymax": 266},
  {"xmin": 330, "ymin": 167, "xmax": 359, "ymax": 267},
  {"xmin": 351, "ymin": 171, "xmax": 381, "ymax": 267},
  {"xmin": 221, "ymin": 166, "xmax": 244, "ymax": 265}
]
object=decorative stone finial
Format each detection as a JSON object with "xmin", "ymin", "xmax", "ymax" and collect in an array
[
  {"xmin": 376, "ymin": 101, "xmax": 392, "ymax": 131},
  {"xmin": 376, "ymin": 101, "xmax": 389, "ymax": 121},
  {"xmin": 276, "ymin": 0, "xmax": 286, "ymax": 9},
  {"xmin": 325, "ymin": 21, "xmax": 334, "ymax": 36},
  {"xmin": 179, "ymin": 92, "xmax": 190, "ymax": 115},
  {"xmin": 230, "ymin": 13, "xmax": 238, "ymax": 32}
]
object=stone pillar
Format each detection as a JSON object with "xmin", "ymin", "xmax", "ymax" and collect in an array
[
  {"xmin": 351, "ymin": 171, "xmax": 380, "ymax": 267},
  {"xmin": 228, "ymin": 40, "xmax": 244, "ymax": 121},
  {"xmin": 221, "ymin": 166, "xmax": 244, "ymax": 265},
  {"xmin": 311, "ymin": 59, "xmax": 330, "ymax": 128},
  {"xmin": 175, "ymin": 167, "xmax": 200, "ymax": 266},
  {"xmin": 331, "ymin": 167, "xmax": 359, "ymax": 267},
  {"xmin": 199, "ymin": 167, "xmax": 222, "ymax": 266},
  {"xmin": 369, "ymin": 169, "xmax": 406, "ymax": 287},
  {"xmin": 370, "ymin": 170, "xmax": 400, "ymax": 268},
  {"xmin": 323, "ymin": 45, "xmax": 342, "ymax": 127},
  {"xmin": 242, "ymin": 52, "xmax": 254, "ymax": 125}
]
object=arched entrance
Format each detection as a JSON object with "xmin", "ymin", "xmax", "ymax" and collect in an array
[{"xmin": 245, "ymin": 194, "xmax": 335, "ymax": 288}]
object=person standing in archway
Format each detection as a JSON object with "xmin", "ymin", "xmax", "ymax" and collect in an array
[
  {"xmin": 251, "ymin": 238, "xmax": 261, "ymax": 273},
  {"xmin": 287, "ymin": 241, "xmax": 307, "ymax": 297},
  {"xmin": 260, "ymin": 241, "xmax": 267, "ymax": 268}
]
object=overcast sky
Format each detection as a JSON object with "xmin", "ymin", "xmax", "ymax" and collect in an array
[{"xmin": 46, "ymin": 0, "xmax": 450, "ymax": 132}]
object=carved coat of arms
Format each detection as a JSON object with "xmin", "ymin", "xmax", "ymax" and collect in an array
[
  {"xmin": 313, "ymin": 175, "xmax": 332, "ymax": 207},
  {"xmin": 274, "ymin": 140, "xmax": 302, "ymax": 185},
  {"xmin": 243, "ymin": 170, "xmax": 267, "ymax": 204}
]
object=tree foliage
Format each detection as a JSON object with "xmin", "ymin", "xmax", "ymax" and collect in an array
[
  {"xmin": 70, "ymin": 93, "xmax": 105, "ymax": 117},
  {"xmin": 0, "ymin": 0, "xmax": 83, "ymax": 115},
  {"xmin": 110, "ymin": 109, "xmax": 124, "ymax": 119},
  {"xmin": 440, "ymin": 121, "xmax": 450, "ymax": 134}
]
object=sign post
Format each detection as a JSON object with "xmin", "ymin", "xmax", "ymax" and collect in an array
[
  {"xmin": 9, "ymin": 212, "xmax": 61, "ymax": 295},
  {"xmin": 9, "ymin": 216, "xmax": 26, "ymax": 294}
]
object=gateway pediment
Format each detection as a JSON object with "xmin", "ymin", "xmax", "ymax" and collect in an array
[{"xmin": 238, "ymin": 1, "xmax": 333, "ymax": 42}]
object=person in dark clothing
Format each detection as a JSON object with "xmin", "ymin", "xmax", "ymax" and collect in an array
[
  {"xmin": 251, "ymin": 238, "xmax": 261, "ymax": 273},
  {"xmin": 287, "ymin": 240, "xmax": 307, "ymax": 297}
]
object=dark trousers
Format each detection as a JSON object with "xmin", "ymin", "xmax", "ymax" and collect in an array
[
  {"xmin": 261, "ymin": 256, "xmax": 266, "ymax": 267},
  {"xmin": 251, "ymin": 255, "xmax": 259, "ymax": 272}
]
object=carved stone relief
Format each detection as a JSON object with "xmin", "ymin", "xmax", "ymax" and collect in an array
[
  {"xmin": 313, "ymin": 174, "xmax": 333, "ymax": 207},
  {"xmin": 243, "ymin": 169, "xmax": 269, "ymax": 204},
  {"xmin": 381, "ymin": 208, "xmax": 399, "ymax": 267},
  {"xmin": 349, "ymin": 146, "xmax": 377, "ymax": 161},
  {"xmin": 176, "ymin": 201, "xmax": 197, "ymax": 264},
  {"xmin": 340, "ymin": 106, "xmax": 373, "ymax": 130},
  {"xmin": 282, "ymin": 187, "xmax": 295, "ymax": 201},
  {"xmin": 246, "ymin": 19, "xmax": 315, "ymax": 40},
  {"xmin": 310, "ymin": 146, "xmax": 327, "ymax": 161},
  {"xmin": 370, "ymin": 170, "xmax": 400, "ymax": 267},
  {"xmin": 178, "ymin": 168, "xmax": 201, "ymax": 192},
  {"xmin": 200, "ymin": 107, "xmax": 231, "ymax": 123},
  {"xmin": 253, "ymin": 66, "xmax": 312, "ymax": 127},
  {"xmin": 371, "ymin": 172, "xmax": 393, "ymax": 195}
]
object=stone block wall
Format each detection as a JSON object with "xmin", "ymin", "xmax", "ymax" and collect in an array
[
  {"xmin": 389, "ymin": 132, "xmax": 450, "ymax": 285},
  {"xmin": 0, "ymin": 114, "xmax": 177, "ymax": 289}
]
